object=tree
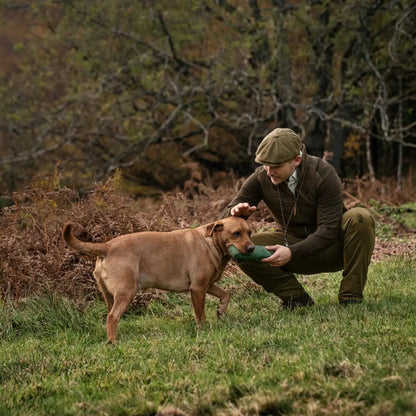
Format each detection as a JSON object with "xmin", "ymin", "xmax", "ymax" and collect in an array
[{"xmin": 0, "ymin": 0, "xmax": 415, "ymax": 195}]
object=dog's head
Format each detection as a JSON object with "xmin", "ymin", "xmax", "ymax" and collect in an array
[{"xmin": 205, "ymin": 216, "xmax": 255, "ymax": 256}]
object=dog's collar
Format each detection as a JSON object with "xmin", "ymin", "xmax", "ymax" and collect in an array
[{"xmin": 194, "ymin": 229, "xmax": 224, "ymax": 274}]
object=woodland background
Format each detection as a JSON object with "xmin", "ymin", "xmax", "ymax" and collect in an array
[
  {"xmin": 0, "ymin": 0, "xmax": 415, "ymax": 198},
  {"xmin": 1, "ymin": 4, "xmax": 416, "ymax": 414}
]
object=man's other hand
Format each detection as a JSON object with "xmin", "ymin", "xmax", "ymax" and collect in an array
[
  {"xmin": 261, "ymin": 245, "xmax": 292, "ymax": 267},
  {"xmin": 230, "ymin": 203, "xmax": 257, "ymax": 217}
]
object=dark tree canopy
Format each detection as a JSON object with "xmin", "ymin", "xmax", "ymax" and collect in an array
[{"xmin": 0, "ymin": 0, "xmax": 415, "ymax": 195}]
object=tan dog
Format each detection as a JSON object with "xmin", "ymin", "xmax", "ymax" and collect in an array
[{"xmin": 63, "ymin": 217, "xmax": 254, "ymax": 344}]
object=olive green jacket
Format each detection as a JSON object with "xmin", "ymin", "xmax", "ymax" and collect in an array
[{"xmin": 221, "ymin": 150, "xmax": 345, "ymax": 262}]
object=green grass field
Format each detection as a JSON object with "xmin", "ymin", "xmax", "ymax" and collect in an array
[{"xmin": 1, "ymin": 257, "xmax": 415, "ymax": 416}]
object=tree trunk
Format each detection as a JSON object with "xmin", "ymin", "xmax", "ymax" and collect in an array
[{"xmin": 366, "ymin": 134, "xmax": 376, "ymax": 182}]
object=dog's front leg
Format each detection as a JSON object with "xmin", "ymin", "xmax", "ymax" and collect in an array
[
  {"xmin": 190, "ymin": 289, "xmax": 206, "ymax": 326},
  {"xmin": 207, "ymin": 284, "xmax": 230, "ymax": 319}
]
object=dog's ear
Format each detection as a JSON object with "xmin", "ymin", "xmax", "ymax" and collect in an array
[{"xmin": 205, "ymin": 221, "xmax": 224, "ymax": 237}]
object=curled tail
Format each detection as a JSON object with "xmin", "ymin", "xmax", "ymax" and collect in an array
[{"xmin": 63, "ymin": 223, "xmax": 108, "ymax": 257}]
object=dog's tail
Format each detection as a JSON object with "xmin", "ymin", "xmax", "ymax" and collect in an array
[{"xmin": 63, "ymin": 223, "xmax": 108, "ymax": 257}]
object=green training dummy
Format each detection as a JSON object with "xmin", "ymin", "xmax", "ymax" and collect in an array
[{"xmin": 228, "ymin": 245, "xmax": 274, "ymax": 262}]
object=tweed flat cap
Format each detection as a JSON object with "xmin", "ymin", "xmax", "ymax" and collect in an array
[{"xmin": 255, "ymin": 128, "xmax": 303, "ymax": 166}]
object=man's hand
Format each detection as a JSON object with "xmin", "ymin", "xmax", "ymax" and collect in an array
[
  {"xmin": 261, "ymin": 245, "xmax": 292, "ymax": 267},
  {"xmin": 230, "ymin": 202, "xmax": 257, "ymax": 217}
]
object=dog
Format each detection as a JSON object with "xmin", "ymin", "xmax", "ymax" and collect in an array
[{"xmin": 63, "ymin": 217, "xmax": 254, "ymax": 344}]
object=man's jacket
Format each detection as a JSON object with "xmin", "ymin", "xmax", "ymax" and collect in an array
[{"xmin": 221, "ymin": 150, "xmax": 345, "ymax": 262}]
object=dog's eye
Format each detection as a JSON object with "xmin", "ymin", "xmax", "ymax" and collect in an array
[{"xmin": 232, "ymin": 231, "xmax": 242, "ymax": 238}]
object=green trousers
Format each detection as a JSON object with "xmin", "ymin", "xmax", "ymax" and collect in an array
[{"xmin": 239, "ymin": 207, "xmax": 375, "ymax": 304}]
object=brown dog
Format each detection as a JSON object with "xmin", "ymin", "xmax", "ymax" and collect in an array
[{"xmin": 63, "ymin": 217, "xmax": 254, "ymax": 344}]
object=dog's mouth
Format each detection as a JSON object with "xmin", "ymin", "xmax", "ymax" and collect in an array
[
  {"xmin": 244, "ymin": 244, "xmax": 255, "ymax": 254},
  {"xmin": 228, "ymin": 243, "xmax": 255, "ymax": 257},
  {"xmin": 228, "ymin": 245, "xmax": 241, "ymax": 260},
  {"xmin": 228, "ymin": 244, "xmax": 273, "ymax": 262}
]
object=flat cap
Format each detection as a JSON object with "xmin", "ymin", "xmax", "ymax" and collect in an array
[{"xmin": 255, "ymin": 128, "xmax": 303, "ymax": 166}]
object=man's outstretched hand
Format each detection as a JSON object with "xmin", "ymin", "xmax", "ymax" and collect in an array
[{"xmin": 230, "ymin": 203, "xmax": 257, "ymax": 217}]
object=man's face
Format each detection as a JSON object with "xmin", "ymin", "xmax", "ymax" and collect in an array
[{"xmin": 264, "ymin": 155, "xmax": 301, "ymax": 185}]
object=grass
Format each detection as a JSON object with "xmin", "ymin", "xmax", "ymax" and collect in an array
[{"xmin": 1, "ymin": 257, "xmax": 415, "ymax": 416}]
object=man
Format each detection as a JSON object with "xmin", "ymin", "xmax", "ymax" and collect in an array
[{"xmin": 221, "ymin": 128, "xmax": 375, "ymax": 309}]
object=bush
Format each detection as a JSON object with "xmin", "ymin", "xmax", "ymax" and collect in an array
[
  {"xmin": 1, "ymin": 171, "xmax": 415, "ymax": 304},
  {"xmin": 0, "ymin": 173, "xmax": 246, "ymax": 304}
]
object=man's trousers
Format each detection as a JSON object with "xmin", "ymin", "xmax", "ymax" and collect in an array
[{"xmin": 238, "ymin": 207, "xmax": 375, "ymax": 305}]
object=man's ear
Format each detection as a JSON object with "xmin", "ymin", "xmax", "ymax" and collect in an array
[{"xmin": 205, "ymin": 221, "xmax": 224, "ymax": 237}]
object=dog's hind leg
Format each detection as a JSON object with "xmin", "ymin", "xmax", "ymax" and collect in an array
[
  {"xmin": 96, "ymin": 279, "xmax": 114, "ymax": 314},
  {"xmin": 207, "ymin": 284, "xmax": 230, "ymax": 319},
  {"xmin": 94, "ymin": 261, "xmax": 114, "ymax": 315},
  {"xmin": 99, "ymin": 262, "xmax": 138, "ymax": 344},
  {"xmin": 106, "ymin": 289, "xmax": 136, "ymax": 344}
]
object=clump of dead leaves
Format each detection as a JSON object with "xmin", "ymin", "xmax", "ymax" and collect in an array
[{"xmin": 0, "ymin": 173, "xmax": 414, "ymax": 305}]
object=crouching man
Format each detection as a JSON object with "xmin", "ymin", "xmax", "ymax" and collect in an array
[{"xmin": 221, "ymin": 128, "xmax": 375, "ymax": 309}]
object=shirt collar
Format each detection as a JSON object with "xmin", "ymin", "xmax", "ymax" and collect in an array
[
  {"xmin": 286, "ymin": 169, "xmax": 298, "ymax": 194},
  {"xmin": 287, "ymin": 169, "xmax": 298, "ymax": 183}
]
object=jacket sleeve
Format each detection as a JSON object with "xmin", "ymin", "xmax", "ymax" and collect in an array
[
  {"xmin": 289, "ymin": 168, "xmax": 344, "ymax": 261},
  {"xmin": 219, "ymin": 170, "xmax": 264, "ymax": 219}
]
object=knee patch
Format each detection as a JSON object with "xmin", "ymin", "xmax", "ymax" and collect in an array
[
  {"xmin": 343, "ymin": 207, "xmax": 375, "ymax": 231},
  {"xmin": 250, "ymin": 231, "xmax": 285, "ymax": 246}
]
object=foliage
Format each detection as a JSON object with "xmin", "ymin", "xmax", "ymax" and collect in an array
[
  {"xmin": 368, "ymin": 199, "xmax": 416, "ymax": 240},
  {"xmin": 0, "ymin": 0, "xmax": 415, "ymax": 194},
  {"xmin": 0, "ymin": 258, "xmax": 415, "ymax": 415},
  {"xmin": 399, "ymin": 202, "xmax": 416, "ymax": 229},
  {"xmin": 1, "ymin": 172, "xmax": 415, "ymax": 304},
  {"xmin": 0, "ymin": 172, "xmax": 239, "ymax": 302}
]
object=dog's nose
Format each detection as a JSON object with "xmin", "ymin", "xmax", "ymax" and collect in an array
[{"xmin": 245, "ymin": 244, "xmax": 255, "ymax": 254}]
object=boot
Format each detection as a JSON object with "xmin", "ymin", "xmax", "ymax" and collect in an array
[{"xmin": 280, "ymin": 291, "xmax": 314, "ymax": 311}]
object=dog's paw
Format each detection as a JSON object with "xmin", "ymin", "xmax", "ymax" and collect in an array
[{"xmin": 216, "ymin": 306, "xmax": 227, "ymax": 319}]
